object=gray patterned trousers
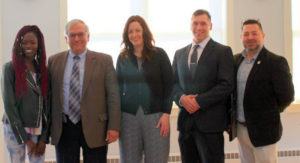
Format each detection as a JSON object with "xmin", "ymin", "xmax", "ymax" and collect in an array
[{"xmin": 119, "ymin": 108, "xmax": 170, "ymax": 163}]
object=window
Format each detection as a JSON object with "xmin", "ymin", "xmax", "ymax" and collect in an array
[
  {"xmin": 68, "ymin": 0, "xmax": 226, "ymax": 64},
  {"xmin": 292, "ymin": 0, "xmax": 300, "ymax": 101}
]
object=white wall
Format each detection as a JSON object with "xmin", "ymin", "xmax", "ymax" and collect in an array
[
  {"xmin": 227, "ymin": 0, "xmax": 292, "ymax": 69},
  {"xmin": 0, "ymin": 0, "xmax": 63, "ymax": 63},
  {"xmin": 0, "ymin": 1, "xmax": 4, "ymax": 162},
  {"xmin": 228, "ymin": 0, "xmax": 284, "ymax": 54}
]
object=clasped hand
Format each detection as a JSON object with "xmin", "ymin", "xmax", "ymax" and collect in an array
[
  {"xmin": 26, "ymin": 140, "xmax": 46, "ymax": 158},
  {"xmin": 180, "ymin": 94, "xmax": 200, "ymax": 114}
]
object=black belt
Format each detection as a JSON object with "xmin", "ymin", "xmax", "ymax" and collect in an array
[
  {"xmin": 62, "ymin": 114, "xmax": 81, "ymax": 124},
  {"xmin": 62, "ymin": 113, "xmax": 68, "ymax": 123}
]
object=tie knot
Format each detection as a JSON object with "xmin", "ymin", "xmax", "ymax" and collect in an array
[
  {"xmin": 73, "ymin": 56, "xmax": 80, "ymax": 60},
  {"xmin": 194, "ymin": 44, "xmax": 200, "ymax": 49}
]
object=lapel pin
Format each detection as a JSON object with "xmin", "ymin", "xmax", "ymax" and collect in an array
[{"xmin": 257, "ymin": 61, "xmax": 261, "ymax": 64}]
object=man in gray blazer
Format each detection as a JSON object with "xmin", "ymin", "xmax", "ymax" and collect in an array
[
  {"xmin": 172, "ymin": 9, "xmax": 234, "ymax": 163},
  {"xmin": 48, "ymin": 19, "xmax": 120, "ymax": 163}
]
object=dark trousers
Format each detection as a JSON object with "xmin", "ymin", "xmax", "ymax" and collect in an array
[
  {"xmin": 178, "ymin": 130, "xmax": 224, "ymax": 163},
  {"xmin": 55, "ymin": 117, "xmax": 107, "ymax": 163}
]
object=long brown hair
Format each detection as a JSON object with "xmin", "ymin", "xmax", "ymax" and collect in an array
[
  {"xmin": 120, "ymin": 15, "xmax": 156, "ymax": 61},
  {"xmin": 12, "ymin": 25, "xmax": 48, "ymax": 99}
]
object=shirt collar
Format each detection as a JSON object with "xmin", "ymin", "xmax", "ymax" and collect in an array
[
  {"xmin": 192, "ymin": 36, "xmax": 211, "ymax": 49},
  {"xmin": 69, "ymin": 49, "xmax": 88, "ymax": 60},
  {"xmin": 241, "ymin": 47, "xmax": 262, "ymax": 61}
]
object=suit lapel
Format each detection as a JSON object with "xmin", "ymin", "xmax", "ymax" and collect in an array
[
  {"xmin": 244, "ymin": 48, "xmax": 266, "ymax": 94},
  {"xmin": 182, "ymin": 44, "xmax": 193, "ymax": 81},
  {"xmin": 82, "ymin": 50, "xmax": 96, "ymax": 98},
  {"xmin": 235, "ymin": 54, "xmax": 244, "ymax": 73},
  {"xmin": 192, "ymin": 39, "xmax": 214, "ymax": 81},
  {"xmin": 197, "ymin": 39, "xmax": 214, "ymax": 64},
  {"xmin": 183, "ymin": 44, "xmax": 191, "ymax": 71},
  {"xmin": 57, "ymin": 52, "xmax": 68, "ymax": 107}
]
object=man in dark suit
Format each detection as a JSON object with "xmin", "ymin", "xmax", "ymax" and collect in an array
[
  {"xmin": 233, "ymin": 19, "xmax": 294, "ymax": 163},
  {"xmin": 172, "ymin": 9, "xmax": 234, "ymax": 163},
  {"xmin": 48, "ymin": 19, "xmax": 121, "ymax": 163}
]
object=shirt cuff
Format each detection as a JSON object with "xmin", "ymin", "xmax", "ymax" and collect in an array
[{"xmin": 179, "ymin": 94, "xmax": 185, "ymax": 107}]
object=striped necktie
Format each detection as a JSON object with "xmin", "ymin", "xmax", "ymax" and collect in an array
[
  {"xmin": 190, "ymin": 44, "xmax": 199, "ymax": 77},
  {"xmin": 68, "ymin": 55, "xmax": 81, "ymax": 124}
]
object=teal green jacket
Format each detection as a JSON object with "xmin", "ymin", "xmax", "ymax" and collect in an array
[
  {"xmin": 116, "ymin": 47, "xmax": 174, "ymax": 115},
  {"xmin": 1, "ymin": 62, "xmax": 50, "ymax": 144}
]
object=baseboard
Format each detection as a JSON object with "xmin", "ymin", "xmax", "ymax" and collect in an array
[{"xmin": 45, "ymin": 149, "xmax": 300, "ymax": 163}]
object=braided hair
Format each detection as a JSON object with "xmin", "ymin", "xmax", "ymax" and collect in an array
[{"xmin": 12, "ymin": 25, "xmax": 48, "ymax": 99}]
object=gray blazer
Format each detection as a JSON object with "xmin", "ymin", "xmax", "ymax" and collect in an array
[{"xmin": 48, "ymin": 50, "xmax": 121, "ymax": 148}]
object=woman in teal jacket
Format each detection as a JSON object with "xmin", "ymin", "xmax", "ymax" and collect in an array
[
  {"xmin": 1, "ymin": 25, "xmax": 50, "ymax": 163},
  {"xmin": 117, "ymin": 15, "xmax": 173, "ymax": 163}
]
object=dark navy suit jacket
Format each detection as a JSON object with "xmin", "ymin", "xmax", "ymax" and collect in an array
[{"xmin": 173, "ymin": 39, "xmax": 234, "ymax": 133}]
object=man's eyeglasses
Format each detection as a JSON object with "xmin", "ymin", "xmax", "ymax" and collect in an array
[{"xmin": 67, "ymin": 32, "xmax": 87, "ymax": 39}]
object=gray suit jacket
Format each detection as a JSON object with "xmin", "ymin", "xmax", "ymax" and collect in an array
[
  {"xmin": 48, "ymin": 50, "xmax": 120, "ymax": 148},
  {"xmin": 173, "ymin": 39, "xmax": 234, "ymax": 133}
]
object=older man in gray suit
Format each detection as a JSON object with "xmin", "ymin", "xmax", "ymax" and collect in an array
[{"xmin": 48, "ymin": 19, "xmax": 120, "ymax": 163}]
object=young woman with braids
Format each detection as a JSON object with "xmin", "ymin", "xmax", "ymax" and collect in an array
[{"xmin": 1, "ymin": 25, "xmax": 50, "ymax": 163}]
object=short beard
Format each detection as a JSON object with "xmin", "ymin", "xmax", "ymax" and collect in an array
[{"xmin": 245, "ymin": 44, "xmax": 260, "ymax": 53}]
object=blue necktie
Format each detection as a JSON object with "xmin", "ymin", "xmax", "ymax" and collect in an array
[
  {"xmin": 68, "ymin": 56, "xmax": 81, "ymax": 124},
  {"xmin": 190, "ymin": 45, "xmax": 199, "ymax": 77}
]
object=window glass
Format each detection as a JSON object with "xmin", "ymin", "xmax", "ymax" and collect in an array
[{"xmin": 68, "ymin": 0, "xmax": 226, "ymax": 64}]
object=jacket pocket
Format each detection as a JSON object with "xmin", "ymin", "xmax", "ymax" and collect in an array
[{"xmin": 98, "ymin": 113, "xmax": 108, "ymax": 121}]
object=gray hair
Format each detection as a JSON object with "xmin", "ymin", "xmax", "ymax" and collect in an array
[{"xmin": 65, "ymin": 19, "xmax": 90, "ymax": 35}]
